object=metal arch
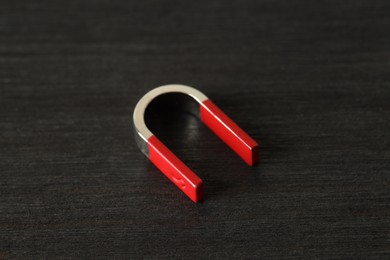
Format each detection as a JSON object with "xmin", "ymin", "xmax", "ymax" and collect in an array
[{"xmin": 133, "ymin": 84, "xmax": 208, "ymax": 157}]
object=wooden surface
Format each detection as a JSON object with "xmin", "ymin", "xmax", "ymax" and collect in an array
[{"xmin": 1, "ymin": 0, "xmax": 389, "ymax": 258}]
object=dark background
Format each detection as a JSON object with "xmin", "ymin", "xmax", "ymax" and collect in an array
[{"xmin": 1, "ymin": 0, "xmax": 389, "ymax": 258}]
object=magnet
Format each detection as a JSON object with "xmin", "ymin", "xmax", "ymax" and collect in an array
[{"xmin": 133, "ymin": 84, "xmax": 259, "ymax": 202}]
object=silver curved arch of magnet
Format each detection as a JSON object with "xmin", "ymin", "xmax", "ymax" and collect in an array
[{"xmin": 133, "ymin": 84, "xmax": 259, "ymax": 202}]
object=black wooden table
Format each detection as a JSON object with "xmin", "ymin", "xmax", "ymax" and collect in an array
[{"xmin": 1, "ymin": 1, "xmax": 389, "ymax": 258}]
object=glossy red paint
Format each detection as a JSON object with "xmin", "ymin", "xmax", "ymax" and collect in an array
[
  {"xmin": 147, "ymin": 135, "xmax": 204, "ymax": 202},
  {"xmin": 142, "ymin": 93, "xmax": 258, "ymax": 203},
  {"xmin": 200, "ymin": 99, "xmax": 259, "ymax": 166}
]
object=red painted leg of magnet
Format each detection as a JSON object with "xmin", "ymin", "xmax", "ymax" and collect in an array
[
  {"xmin": 147, "ymin": 135, "xmax": 204, "ymax": 202},
  {"xmin": 200, "ymin": 99, "xmax": 259, "ymax": 166}
]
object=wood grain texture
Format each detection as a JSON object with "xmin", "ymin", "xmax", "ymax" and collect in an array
[{"xmin": 0, "ymin": 0, "xmax": 389, "ymax": 258}]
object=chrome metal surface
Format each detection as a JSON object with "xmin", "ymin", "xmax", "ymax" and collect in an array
[{"xmin": 133, "ymin": 84, "xmax": 208, "ymax": 157}]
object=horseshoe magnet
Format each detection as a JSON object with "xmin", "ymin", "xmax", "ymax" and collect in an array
[{"xmin": 133, "ymin": 84, "xmax": 259, "ymax": 202}]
